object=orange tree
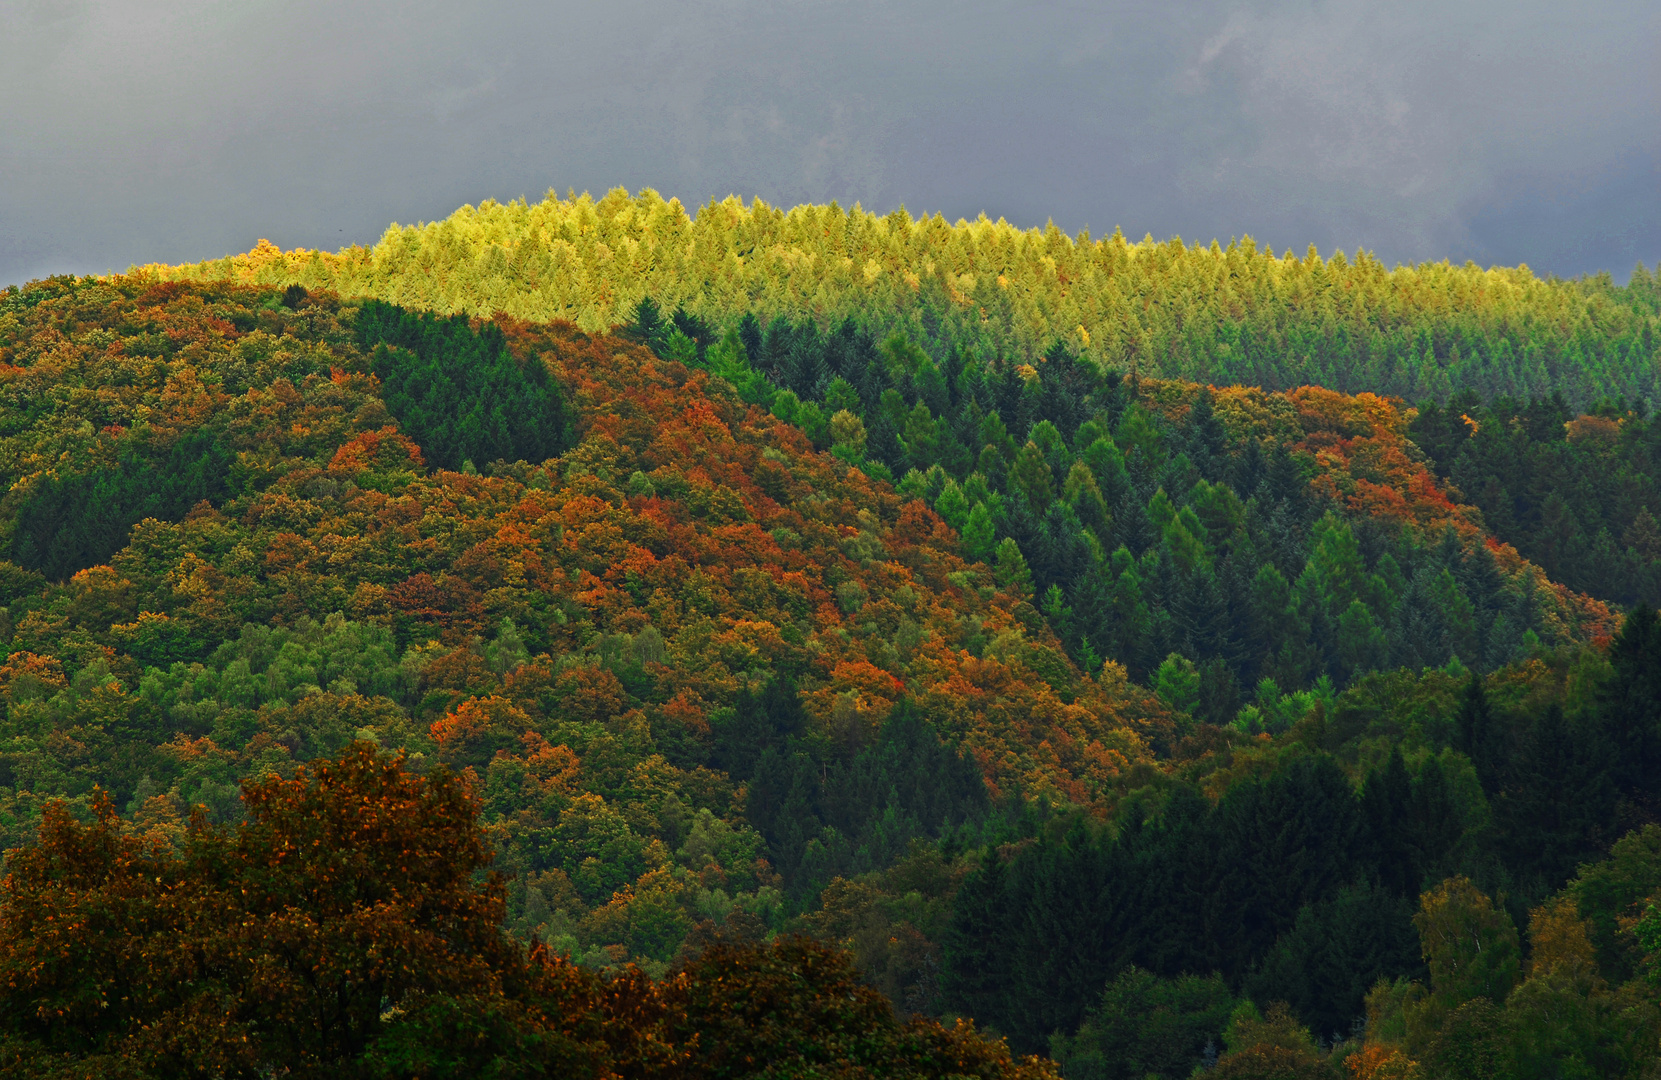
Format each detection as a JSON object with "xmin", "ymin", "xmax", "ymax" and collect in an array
[{"xmin": 0, "ymin": 744, "xmax": 545, "ymax": 1075}]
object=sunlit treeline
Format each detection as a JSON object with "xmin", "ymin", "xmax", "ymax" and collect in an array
[{"xmin": 144, "ymin": 188, "xmax": 1661, "ymax": 406}]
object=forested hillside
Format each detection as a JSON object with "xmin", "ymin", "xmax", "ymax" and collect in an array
[
  {"xmin": 620, "ymin": 303, "xmax": 1612, "ymax": 714},
  {"xmin": 1412, "ymin": 392, "xmax": 1661, "ymax": 607},
  {"xmin": 148, "ymin": 189, "xmax": 1661, "ymax": 407},
  {"xmin": 0, "ymin": 262, "xmax": 1657, "ymax": 1078}
]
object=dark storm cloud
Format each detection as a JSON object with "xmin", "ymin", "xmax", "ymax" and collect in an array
[{"xmin": 2, "ymin": 0, "xmax": 1656, "ymax": 287}]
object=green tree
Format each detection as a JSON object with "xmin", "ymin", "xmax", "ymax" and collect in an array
[
  {"xmin": 1153, "ymin": 653, "xmax": 1200, "ymax": 716},
  {"xmin": 829, "ymin": 409, "xmax": 868, "ymax": 465},
  {"xmin": 1051, "ymin": 967, "xmax": 1235, "ymax": 1080},
  {"xmin": 994, "ymin": 538, "xmax": 1033, "ymax": 600},
  {"xmin": 1012, "ymin": 441, "xmax": 1056, "ymax": 515},
  {"xmin": 963, "ymin": 502, "xmax": 998, "ymax": 561},
  {"xmin": 1413, "ymin": 877, "xmax": 1521, "ymax": 1012},
  {"xmin": 935, "ymin": 479, "xmax": 971, "ymax": 531},
  {"xmin": 1336, "ymin": 599, "xmax": 1388, "ymax": 683}
]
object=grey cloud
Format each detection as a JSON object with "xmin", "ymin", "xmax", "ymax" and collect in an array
[{"xmin": 1, "ymin": 0, "xmax": 1655, "ymax": 286}]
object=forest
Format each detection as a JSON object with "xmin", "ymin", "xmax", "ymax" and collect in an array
[
  {"xmin": 0, "ymin": 199, "xmax": 1656, "ymax": 1078},
  {"xmin": 150, "ymin": 189, "xmax": 1661, "ymax": 407}
]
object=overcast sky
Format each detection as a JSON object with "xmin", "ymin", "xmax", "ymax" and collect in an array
[{"xmin": 3, "ymin": 0, "xmax": 1657, "ymax": 288}]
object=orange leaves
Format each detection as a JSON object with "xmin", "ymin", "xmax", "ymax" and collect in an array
[
  {"xmin": 0, "ymin": 651, "xmax": 65, "ymax": 706},
  {"xmin": 1288, "ymin": 386, "xmax": 1404, "ymax": 439},
  {"xmin": 1346, "ymin": 1044, "xmax": 1422, "ymax": 1079},
  {"xmin": 263, "ymin": 531, "xmax": 319, "ymax": 574},
  {"xmin": 1403, "ymin": 468, "xmax": 1458, "ymax": 515},
  {"xmin": 659, "ymin": 691, "xmax": 710, "ymax": 740},
  {"xmin": 550, "ymin": 666, "xmax": 629, "ymax": 725},
  {"xmin": 389, "ymin": 572, "xmax": 483, "ymax": 639},
  {"xmin": 827, "ymin": 658, "xmax": 905, "ymax": 703},
  {"xmin": 890, "ymin": 499, "xmax": 955, "ymax": 550},
  {"xmin": 158, "ymin": 733, "xmax": 235, "ymax": 768},
  {"xmin": 327, "ymin": 424, "xmax": 425, "ymax": 474},
  {"xmin": 521, "ymin": 733, "xmax": 582, "ymax": 795},
  {"xmin": 430, "ymin": 696, "xmax": 535, "ymax": 770}
]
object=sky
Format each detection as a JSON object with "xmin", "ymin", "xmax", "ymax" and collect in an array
[{"xmin": 2, "ymin": 0, "xmax": 1657, "ymax": 288}]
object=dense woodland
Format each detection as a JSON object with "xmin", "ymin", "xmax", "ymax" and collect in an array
[
  {"xmin": 151, "ymin": 190, "xmax": 1661, "ymax": 408},
  {"xmin": 625, "ymin": 301, "xmax": 1610, "ymax": 720},
  {"xmin": 0, "ymin": 217, "xmax": 1658, "ymax": 1079},
  {"xmin": 1411, "ymin": 393, "xmax": 1661, "ymax": 607}
]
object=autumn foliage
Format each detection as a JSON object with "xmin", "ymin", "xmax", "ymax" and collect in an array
[
  {"xmin": 0, "ymin": 745, "xmax": 1054, "ymax": 1078},
  {"xmin": 2, "ymin": 271, "xmax": 1659, "ymax": 1076}
]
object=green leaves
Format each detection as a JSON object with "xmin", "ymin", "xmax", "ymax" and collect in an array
[
  {"xmin": 1413, "ymin": 877, "xmax": 1522, "ymax": 1011},
  {"xmin": 12, "ymin": 428, "xmax": 238, "ymax": 582},
  {"xmin": 358, "ymin": 300, "xmax": 571, "ymax": 472}
]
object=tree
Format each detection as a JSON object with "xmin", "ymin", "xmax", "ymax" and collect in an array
[
  {"xmin": 1362, "ymin": 747, "xmax": 1417, "ymax": 898},
  {"xmin": 936, "ymin": 480, "xmax": 971, "ymax": 531},
  {"xmin": 829, "ymin": 409, "xmax": 868, "ymax": 465},
  {"xmin": 1498, "ymin": 703, "xmax": 1616, "ymax": 894},
  {"xmin": 1050, "ymin": 967, "xmax": 1234, "ymax": 1080},
  {"xmin": 1152, "ymin": 653, "xmax": 1200, "ymax": 716},
  {"xmin": 0, "ymin": 744, "xmax": 518, "ymax": 1074},
  {"xmin": 1601, "ymin": 605, "xmax": 1661, "ymax": 814},
  {"xmin": 1012, "ymin": 441, "xmax": 1056, "ymax": 515},
  {"xmin": 1208, "ymin": 754, "xmax": 1367, "ymax": 981},
  {"xmin": 963, "ymin": 502, "xmax": 998, "ymax": 561},
  {"xmin": 940, "ymin": 852, "xmax": 1013, "ymax": 1030},
  {"xmin": 994, "ymin": 538, "xmax": 1033, "ymax": 600},
  {"xmin": 1455, "ymin": 675, "xmax": 1499, "ymax": 793},
  {"xmin": 666, "ymin": 935, "xmax": 1057, "ymax": 1080},
  {"xmin": 1412, "ymin": 877, "xmax": 1521, "ymax": 1013},
  {"xmin": 1211, "ymin": 1002, "xmax": 1328, "ymax": 1080},
  {"xmin": 1244, "ymin": 883, "xmax": 1423, "ymax": 1041}
]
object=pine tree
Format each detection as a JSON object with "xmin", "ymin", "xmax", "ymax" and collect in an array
[
  {"xmin": 1601, "ymin": 606, "xmax": 1661, "ymax": 813},
  {"xmin": 941, "ymin": 852, "xmax": 1013, "ymax": 1028},
  {"xmin": 1456, "ymin": 674, "xmax": 1499, "ymax": 794},
  {"xmin": 962, "ymin": 502, "xmax": 998, "ymax": 561},
  {"xmin": 1012, "ymin": 441, "xmax": 1056, "ymax": 516},
  {"xmin": 1362, "ymin": 747, "xmax": 1416, "ymax": 898}
]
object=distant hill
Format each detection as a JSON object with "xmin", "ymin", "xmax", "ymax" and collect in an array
[{"xmin": 144, "ymin": 188, "xmax": 1661, "ymax": 407}]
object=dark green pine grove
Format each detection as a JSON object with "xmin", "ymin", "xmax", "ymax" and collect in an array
[
  {"xmin": 937, "ymin": 613, "xmax": 1661, "ymax": 1067},
  {"xmin": 356, "ymin": 297, "xmax": 573, "ymax": 472},
  {"xmin": 1413, "ymin": 391, "xmax": 1661, "ymax": 606}
]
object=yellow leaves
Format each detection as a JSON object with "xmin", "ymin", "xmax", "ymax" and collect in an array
[
  {"xmin": 1526, "ymin": 895, "xmax": 1599, "ymax": 981},
  {"xmin": 136, "ymin": 187, "xmax": 1637, "ymax": 397},
  {"xmin": 1095, "ymin": 659, "xmax": 1130, "ymax": 695}
]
